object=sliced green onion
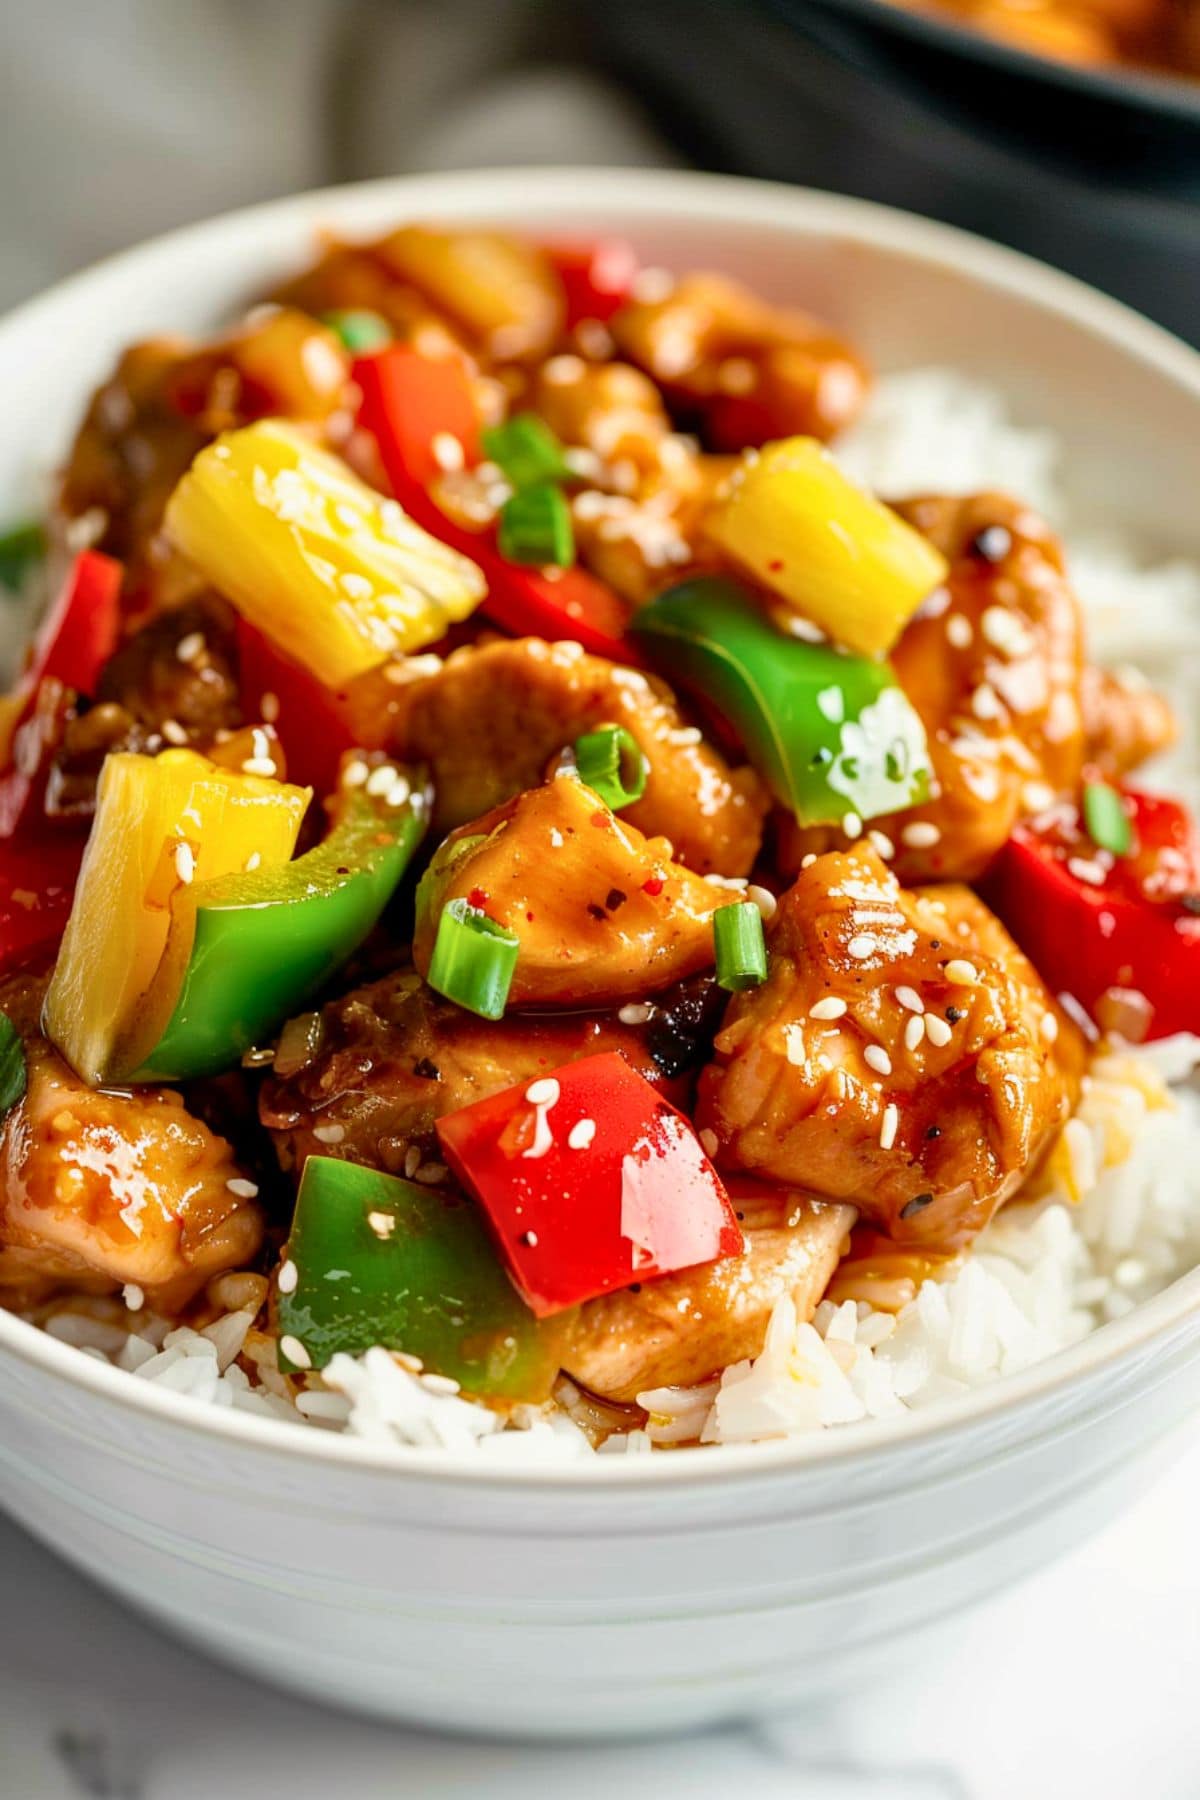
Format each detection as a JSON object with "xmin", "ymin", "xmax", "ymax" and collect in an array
[
  {"xmin": 0, "ymin": 521, "xmax": 45, "ymax": 596},
  {"xmin": 573, "ymin": 724, "xmax": 648, "ymax": 810},
  {"xmin": 1083, "ymin": 780, "xmax": 1132, "ymax": 857},
  {"xmin": 713, "ymin": 901, "xmax": 767, "ymax": 992},
  {"xmin": 319, "ymin": 309, "xmax": 392, "ymax": 354},
  {"xmin": 0, "ymin": 1012, "xmax": 26, "ymax": 1116},
  {"xmin": 498, "ymin": 483, "xmax": 575, "ymax": 568},
  {"xmin": 427, "ymin": 898, "xmax": 519, "ymax": 1020},
  {"xmin": 481, "ymin": 413, "xmax": 571, "ymax": 491}
]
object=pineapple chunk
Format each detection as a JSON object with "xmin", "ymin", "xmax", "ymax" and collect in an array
[
  {"xmin": 45, "ymin": 749, "xmax": 310, "ymax": 1084},
  {"xmin": 704, "ymin": 437, "xmax": 948, "ymax": 658},
  {"xmin": 164, "ymin": 420, "xmax": 487, "ymax": 688}
]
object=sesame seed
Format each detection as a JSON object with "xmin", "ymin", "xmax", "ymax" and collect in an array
[
  {"xmin": 340, "ymin": 572, "xmax": 373, "ymax": 601},
  {"xmin": 900, "ymin": 821, "xmax": 941, "ymax": 849},
  {"xmin": 568, "ymin": 1118, "xmax": 597, "ymax": 1151},
  {"xmin": 312, "ymin": 1122, "xmax": 345, "ymax": 1144},
  {"xmin": 1040, "ymin": 1012, "xmax": 1059, "ymax": 1044},
  {"xmin": 280, "ymin": 1334, "xmax": 311, "ymax": 1370},
  {"xmin": 432, "ymin": 431, "xmax": 465, "ymax": 471},
  {"xmin": 842, "ymin": 811, "xmax": 863, "ymax": 840},
  {"xmin": 945, "ymin": 958, "xmax": 979, "ymax": 985},
  {"xmin": 1022, "ymin": 780, "xmax": 1056, "ymax": 813},
  {"xmin": 1067, "ymin": 856, "xmax": 1108, "ymax": 887},
  {"xmin": 366, "ymin": 764, "xmax": 397, "ymax": 796},
  {"xmin": 746, "ymin": 883, "xmax": 777, "ymax": 921},
  {"xmin": 414, "ymin": 1162, "xmax": 446, "ymax": 1185},
  {"xmin": 226, "ymin": 1177, "xmax": 259, "ymax": 1198},
  {"xmin": 879, "ymin": 1103, "xmax": 899, "ymax": 1150},
  {"xmin": 924, "ymin": 1014, "xmax": 953, "ymax": 1047},
  {"xmin": 343, "ymin": 759, "xmax": 370, "ymax": 788},
  {"xmin": 174, "ymin": 843, "xmax": 195, "ymax": 885},
  {"xmin": 800, "ymin": 853, "xmax": 818, "ymax": 869},
  {"xmin": 946, "ymin": 613, "xmax": 973, "ymax": 649},
  {"xmin": 277, "ymin": 1259, "xmax": 298, "ymax": 1294},
  {"xmin": 618, "ymin": 1003, "xmax": 652, "ymax": 1025},
  {"xmin": 241, "ymin": 757, "xmax": 277, "ymax": 777},
  {"xmin": 699, "ymin": 1127, "xmax": 719, "ymax": 1156},
  {"xmin": 162, "ymin": 718, "xmax": 188, "ymax": 745},
  {"xmin": 122, "ymin": 1283, "xmax": 144, "ymax": 1311},
  {"xmin": 971, "ymin": 682, "xmax": 1004, "ymax": 722},
  {"xmin": 244, "ymin": 852, "xmax": 261, "ymax": 873},
  {"xmin": 809, "ymin": 996, "xmax": 848, "ymax": 1020},
  {"xmin": 847, "ymin": 933, "xmax": 877, "ymax": 960},
  {"xmin": 868, "ymin": 830, "xmax": 895, "ymax": 861},
  {"xmin": 864, "ymin": 1045, "xmax": 892, "ymax": 1076},
  {"xmin": 404, "ymin": 1146, "xmax": 421, "ymax": 1178},
  {"xmin": 366, "ymin": 1211, "xmax": 396, "ymax": 1240},
  {"xmin": 895, "ymin": 985, "xmax": 924, "ymax": 1013},
  {"xmin": 904, "ymin": 1014, "xmax": 926, "ymax": 1052},
  {"xmin": 176, "ymin": 631, "xmax": 205, "ymax": 663},
  {"xmin": 260, "ymin": 690, "xmax": 280, "ymax": 723},
  {"xmin": 525, "ymin": 1077, "xmax": 561, "ymax": 1107}
]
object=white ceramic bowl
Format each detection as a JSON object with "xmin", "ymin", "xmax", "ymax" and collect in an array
[{"xmin": 2, "ymin": 169, "xmax": 1200, "ymax": 1741}]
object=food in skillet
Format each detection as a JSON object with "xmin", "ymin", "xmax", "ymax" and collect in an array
[
  {"xmin": 0, "ymin": 225, "xmax": 1196, "ymax": 1451},
  {"xmin": 886, "ymin": 0, "xmax": 1200, "ymax": 78}
]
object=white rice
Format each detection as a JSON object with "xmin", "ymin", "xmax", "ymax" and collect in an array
[{"xmin": 29, "ymin": 369, "xmax": 1200, "ymax": 1459}]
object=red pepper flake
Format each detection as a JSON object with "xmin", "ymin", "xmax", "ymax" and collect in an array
[
  {"xmin": 467, "ymin": 887, "xmax": 489, "ymax": 911},
  {"xmin": 526, "ymin": 910, "xmax": 536, "ymax": 922},
  {"xmin": 767, "ymin": 558, "xmax": 785, "ymax": 573},
  {"xmin": 641, "ymin": 875, "xmax": 665, "ymax": 897}
]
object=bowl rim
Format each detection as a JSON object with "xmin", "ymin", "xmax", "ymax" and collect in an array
[{"xmin": 3, "ymin": 162, "xmax": 1200, "ymax": 1490}]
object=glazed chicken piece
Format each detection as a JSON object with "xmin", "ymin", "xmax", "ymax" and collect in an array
[
  {"xmin": 0, "ymin": 985, "xmax": 263, "ymax": 1308},
  {"xmin": 610, "ymin": 271, "xmax": 869, "ymax": 449},
  {"xmin": 1080, "ymin": 661, "xmax": 1176, "ymax": 781},
  {"xmin": 565, "ymin": 1184, "xmax": 855, "ymax": 1401},
  {"xmin": 530, "ymin": 356, "xmax": 734, "ymax": 604},
  {"xmin": 385, "ymin": 636, "xmax": 767, "ymax": 874},
  {"xmin": 696, "ymin": 845, "xmax": 1085, "ymax": 1251},
  {"xmin": 260, "ymin": 970, "xmax": 720, "ymax": 1181},
  {"xmin": 413, "ymin": 774, "xmax": 727, "ymax": 1008},
  {"xmin": 778, "ymin": 491, "xmax": 1173, "ymax": 881},
  {"xmin": 59, "ymin": 307, "xmax": 351, "ymax": 615}
]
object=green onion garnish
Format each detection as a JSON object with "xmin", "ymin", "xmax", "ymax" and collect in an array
[
  {"xmin": 1083, "ymin": 780, "xmax": 1132, "ymax": 858},
  {"xmin": 427, "ymin": 898, "xmax": 519, "ymax": 1020},
  {"xmin": 498, "ymin": 484, "xmax": 575, "ymax": 568},
  {"xmin": 573, "ymin": 725, "xmax": 649, "ymax": 810},
  {"xmin": 481, "ymin": 414, "xmax": 571, "ymax": 491},
  {"xmin": 0, "ymin": 1011, "xmax": 26, "ymax": 1117},
  {"xmin": 320, "ymin": 309, "xmax": 392, "ymax": 354},
  {"xmin": 0, "ymin": 522, "xmax": 45, "ymax": 597},
  {"xmin": 713, "ymin": 901, "xmax": 767, "ymax": 992}
]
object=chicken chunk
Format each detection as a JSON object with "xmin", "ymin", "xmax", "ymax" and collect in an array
[
  {"xmin": 610, "ymin": 271, "xmax": 869, "ymax": 449},
  {"xmin": 1080, "ymin": 662, "xmax": 1176, "ymax": 781},
  {"xmin": 59, "ymin": 308, "xmax": 351, "ymax": 615},
  {"xmin": 414, "ymin": 774, "xmax": 726, "ymax": 1008},
  {"xmin": 260, "ymin": 970, "xmax": 715, "ymax": 1180},
  {"xmin": 385, "ymin": 637, "xmax": 767, "ymax": 874},
  {"xmin": 696, "ymin": 846, "xmax": 1085, "ymax": 1251},
  {"xmin": 0, "ymin": 1011, "xmax": 263, "ymax": 1309},
  {"xmin": 565, "ymin": 1184, "xmax": 854, "ymax": 1401}
]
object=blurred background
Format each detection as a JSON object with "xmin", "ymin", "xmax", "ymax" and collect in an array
[{"xmin": 1, "ymin": 0, "xmax": 1197, "ymax": 336}]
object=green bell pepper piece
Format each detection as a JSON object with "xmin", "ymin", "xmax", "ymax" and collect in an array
[
  {"xmin": 135, "ymin": 769, "xmax": 430, "ymax": 1081},
  {"xmin": 278, "ymin": 1154, "xmax": 572, "ymax": 1399},
  {"xmin": 0, "ymin": 521, "xmax": 45, "ymax": 596},
  {"xmin": 632, "ymin": 576, "xmax": 932, "ymax": 828}
]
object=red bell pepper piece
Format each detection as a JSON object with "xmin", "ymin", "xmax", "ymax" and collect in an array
[
  {"xmin": 546, "ymin": 238, "xmax": 639, "ymax": 328},
  {"xmin": 0, "ymin": 828, "xmax": 84, "ymax": 975},
  {"xmin": 436, "ymin": 1050, "xmax": 743, "ymax": 1317},
  {"xmin": 235, "ymin": 619, "xmax": 362, "ymax": 799},
  {"xmin": 985, "ymin": 785, "xmax": 1200, "ymax": 1041},
  {"xmin": 26, "ymin": 549, "xmax": 121, "ymax": 700},
  {"xmin": 352, "ymin": 347, "xmax": 637, "ymax": 664}
]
